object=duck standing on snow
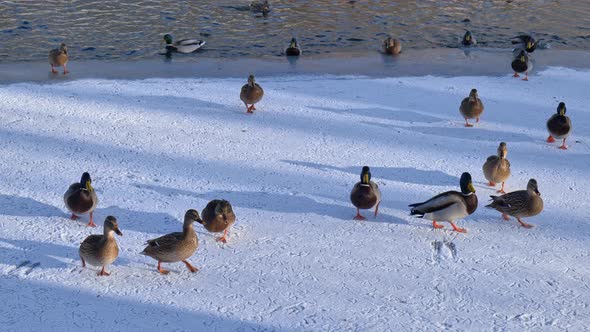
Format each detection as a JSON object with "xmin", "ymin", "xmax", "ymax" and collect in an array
[
  {"xmin": 483, "ymin": 142, "xmax": 511, "ymax": 193},
  {"xmin": 511, "ymin": 34, "xmax": 540, "ymax": 53},
  {"xmin": 409, "ymin": 172, "xmax": 477, "ymax": 233},
  {"xmin": 49, "ymin": 43, "xmax": 69, "ymax": 75},
  {"xmin": 286, "ymin": 38, "xmax": 301, "ymax": 56},
  {"xmin": 486, "ymin": 179, "xmax": 543, "ymax": 228},
  {"xmin": 79, "ymin": 216, "xmax": 122, "ymax": 276},
  {"xmin": 547, "ymin": 102, "xmax": 572, "ymax": 150},
  {"xmin": 240, "ymin": 74, "xmax": 264, "ymax": 114},
  {"xmin": 199, "ymin": 199, "xmax": 236, "ymax": 243},
  {"xmin": 512, "ymin": 49, "xmax": 532, "ymax": 81},
  {"xmin": 250, "ymin": 0, "xmax": 270, "ymax": 15},
  {"xmin": 461, "ymin": 30, "xmax": 476, "ymax": 47},
  {"xmin": 383, "ymin": 36, "xmax": 402, "ymax": 55},
  {"xmin": 64, "ymin": 172, "xmax": 98, "ymax": 227},
  {"xmin": 459, "ymin": 88, "xmax": 484, "ymax": 127},
  {"xmin": 140, "ymin": 209, "xmax": 201, "ymax": 274},
  {"xmin": 163, "ymin": 34, "xmax": 206, "ymax": 54},
  {"xmin": 350, "ymin": 166, "xmax": 381, "ymax": 220}
]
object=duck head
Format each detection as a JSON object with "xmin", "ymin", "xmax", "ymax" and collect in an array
[
  {"xmin": 59, "ymin": 43, "xmax": 68, "ymax": 54},
  {"xmin": 497, "ymin": 142, "xmax": 508, "ymax": 159},
  {"xmin": 184, "ymin": 209, "xmax": 202, "ymax": 225},
  {"xmin": 469, "ymin": 88, "xmax": 478, "ymax": 101},
  {"xmin": 289, "ymin": 38, "xmax": 298, "ymax": 49},
  {"xmin": 163, "ymin": 34, "xmax": 173, "ymax": 45},
  {"xmin": 360, "ymin": 166, "xmax": 371, "ymax": 184},
  {"xmin": 557, "ymin": 102, "xmax": 566, "ymax": 116},
  {"xmin": 459, "ymin": 172, "xmax": 476, "ymax": 194},
  {"xmin": 104, "ymin": 216, "xmax": 123, "ymax": 236},
  {"xmin": 80, "ymin": 172, "xmax": 93, "ymax": 192},
  {"xmin": 215, "ymin": 200, "xmax": 234, "ymax": 215},
  {"xmin": 247, "ymin": 74, "xmax": 256, "ymax": 87},
  {"xmin": 527, "ymin": 179, "xmax": 541, "ymax": 196}
]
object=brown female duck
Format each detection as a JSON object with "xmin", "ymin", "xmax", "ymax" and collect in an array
[
  {"xmin": 200, "ymin": 199, "xmax": 236, "ymax": 243},
  {"xmin": 79, "ymin": 216, "xmax": 122, "ymax": 276},
  {"xmin": 459, "ymin": 88, "xmax": 484, "ymax": 127},
  {"xmin": 483, "ymin": 142, "xmax": 511, "ymax": 193},
  {"xmin": 49, "ymin": 43, "xmax": 69, "ymax": 75},
  {"xmin": 486, "ymin": 179, "xmax": 543, "ymax": 228},
  {"xmin": 240, "ymin": 74, "xmax": 264, "ymax": 114},
  {"xmin": 383, "ymin": 37, "xmax": 402, "ymax": 55}
]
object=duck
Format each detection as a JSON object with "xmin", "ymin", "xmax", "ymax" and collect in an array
[
  {"xmin": 511, "ymin": 34, "xmax": 540, "ymax": 53},
  {"xmin": 383, "ymin": 36, "xmax": 402, "ymax": 55},
  {"xmin": 350, "ymin": 166, "xmax": 381, "ymax": 220},
  {"xmin": 486, "ymin": 179, "xmax": 543, "ymax": 228},
  {"xmin": 163, "ymin": 34, "xmax": 205, "ymax": 54},
  {"xmin": 511, "ymin": 49, "xmax": 532, "ymax": 81},
  {"xmin": 483, "ymin": 142, "xmax": 511, "ymax": 193},
  {"xmin": 199, "ymin": 199, "xmax": 236, "ymax": 243},
  {"xmin": 286, "ymin": 38, "xmax": 301, "ymax": 56},
  {"xmin": 461, "ymin": 30, "xmax": 476, "ymax": 47},
  {"xmin": 240, "ymin": 74, "xmax": 264, "ymax": 114},
  {"xmin": 140, "ymin": 209, "xmax": 201, "ymax": 275},
  {"xmin": 546, "ymin": 102, "xmax": 572, "ymax": 150},
  {"xmin": 409, "ymin": 172, "xmax": 478, "ymax": 233},
  {"xmin": 250, "ymin": 0, "xmax": 270, "ymax": 15},
  {"xmin": 459, "ymin": 88, "xmax": 484, "ymax": 127},
  {"xmin": 49, "ymin": 43, "xmax": 69, "ymax": 75},
  {"xmin": 64, "ymin": 172, "xmax": 98, "ymax": 227},
  {"xmin": 79, "ymin": 216, "xmax": 122, "ymax": 276}
]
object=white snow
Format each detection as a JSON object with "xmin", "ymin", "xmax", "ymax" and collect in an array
[{"xmin": 0, "ymin": 69, "xmax": 589, "ymax": 331}]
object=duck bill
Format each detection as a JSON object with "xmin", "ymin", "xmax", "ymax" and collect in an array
[
  {"xmin": 468, "ymin": 183, "xmax": 476, "ymax": 193},
  {"xmin": 115, "ymin": 228, "xmax": 123, "ymax": 236},
  {"xmin": 86, "ymin": 181, "xmax": 94, "ymax": 192}
]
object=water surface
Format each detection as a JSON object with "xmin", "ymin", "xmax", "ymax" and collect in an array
[{"xmin": 1, "ymin": 0, "xmax": 590, "ymax": 62}]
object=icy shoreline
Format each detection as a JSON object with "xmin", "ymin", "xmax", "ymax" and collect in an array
[{"xmin": 0, "ymin": 69, "xmax": 589, "ymax": 330}]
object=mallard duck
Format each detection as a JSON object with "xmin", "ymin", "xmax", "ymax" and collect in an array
[
  {"xmin": 64, "ymin": 172, "xmax": 98, "ymax": 227},
  {"xmin": 79, "ymin": 216, "xmax": 122, "ymax": 276},
  {"xmin": 459, "ymin": 88, "xmax": 484, "ymax": 127},
  {"xmin": 383, "ymin": 37, "xmax": 402, "ymax": 55},
  {"xmin": 240, "ymin": 74, "xmax": 264, "ymax": 114},
  {"xmin": 511, "ymin": 34, "xmax": 540, "ymax": 53},
  {"xmin": 199, "ymin": 199, "xmax": 236, "ymax": 243},
  {"xmin": 483, "ymin": 142, "xmax": 511, "ymax": 193},
  {"xmin": 546, "ymin": 102, "xmax": 572, "ymax": 150},
  {"xmin": 250, "ymin": 0, "xmax": 270, "ymax": 15},
  {"xmin": 512, "ymin": 49, "xmax": 532, "ymax": 81},
  {"xmin": 409, "ymin": 172, "xmax": 477, "ymax": 233},
  {"xmin": 462, "ymin": 30, "xmax": 476, "ymax": 47},
  {"xmin": 486, "ymin": 179, "xmax": 543, "ymax": 228},
  {"xmin": 140, "ymin": 209, "xmax": 200, "ymax": 274},
  {"xmin": 286, "ymin": 38, "xmax": 301, "ymax": 56},
  {"xmin": 163, "ymin": 34, "xmax": 205, "ymax": 54},
  {"xmin": 49, "ymin": 43, "xmax": 69, "ymax": 75},
  {"xmin": 350, "ymin": 166, "xmax": 381, "ymax": 220}
]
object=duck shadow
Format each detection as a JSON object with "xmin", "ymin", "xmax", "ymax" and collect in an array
[
  {"xmin": 283, "ymin": 160, "xmax": 459, "ymax": 187},
  {"xmin": 310, "ymin": 106, "xmax": 443, "ymax": 124},
  {"xmin": 0, "ymin": 194, "xmax": 63, "ymax": 218},
  {"xmin": 95, "ymin": 206, "xmax": 177, "ymax": 234},
  {"xmin": 0, "ymin": 237, "xmax": 125, "ymax": 270}
]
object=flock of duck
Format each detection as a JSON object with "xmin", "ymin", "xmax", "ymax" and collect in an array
[{"xmin": 45, "ymin": 18, "xmax": 569, "ymax": 277}]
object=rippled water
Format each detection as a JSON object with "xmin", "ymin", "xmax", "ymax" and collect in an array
[{"xmin": 1, "ymin": 0, "xmax": 590, "ymax": 62}]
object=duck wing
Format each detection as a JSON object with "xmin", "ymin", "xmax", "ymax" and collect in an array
[
  {"xmin": 409, "ymin": 191, "xmax": 463, "ymax": 216},
  {"xmin": 486, "ymin": 190, "xmax": 528, "ymax": 215}
]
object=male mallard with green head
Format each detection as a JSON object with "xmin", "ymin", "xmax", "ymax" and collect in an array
[
  {"xmin": 459, "ymin": 88, "xmax": 484, "ymax": 127},
  {"xmin": 162, "ymin": 34, "xmax": 205, "ymax": 54},
  {"xmin": 79, "ymin": 216, "xmax": 122, "ymax": 276},
  {"xmin": 350, "ymin": 166, "xmax": 381, "ymax": 220},
  {"xmin": 64, "ymin": 172, "xmax": 98, "ymax": 227},
  {"xmin": 240, "ymin": 74, "xmax": 264, "ymax": 114},
  {"xmin": 486, "ymin": 179, "xmax": 543, "ymax": 228},
  {"xmin": 511, "ymin": 34, "xmax": 540, "ymax": 53},
  {"xmin": 462, "ymin": 30, "xmax": 476, "ymax": 47},
  {"xmin": 200, "ymin": 199, "xmax": 236, "ymax": 243},
  {"xmin": 409, "ymin": 172, "xmax": 478, "ymax": 233},
  {"xmin": 546, "ymin": 102, "xmax": 572, "ymax": 150},
  {"xmin": 49, "ymin": 43, "xmax": 69, "ymax": 75},
  {"xmin": 383, "ymin": 36, "xmax": 402, "ymax": 55},
  {"xmin": 141, "ymin": 209, "xmax": 201, "ymax": 274},
  {"xmin": 483, "ymin": 142, "xmax": 511, "ymax": 193},
  {"xmin": 512, "ymin": 49, "xmax": 532, "ymax": 81},
  {"xmin": 286, "ymin": 38, "xmax": 301, "ymax": 56}
]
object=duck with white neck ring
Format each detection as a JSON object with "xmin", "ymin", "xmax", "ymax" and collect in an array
[{"xmin": 350, "ymin": 166, "xmax": 381, "ymax": 220}]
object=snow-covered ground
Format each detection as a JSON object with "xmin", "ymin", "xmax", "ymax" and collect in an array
[{"xmin": 0, "ymin": 69, "xmax": 589, "ymax": 331}]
